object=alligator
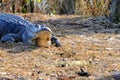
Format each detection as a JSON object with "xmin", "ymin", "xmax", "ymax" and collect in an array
[{"xmin": 0, "ymin": 13, "xmax": 61, "ymax": 47}]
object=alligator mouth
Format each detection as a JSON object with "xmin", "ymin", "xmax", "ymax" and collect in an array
[{"xmin": 35, "ymin": 30, "xmax": 52, "ymax": 47}]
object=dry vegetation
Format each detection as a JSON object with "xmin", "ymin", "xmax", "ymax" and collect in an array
[
  {"xmin": 0, "ymin": 13, "xmax": 120, "ymax": 80},
  {"xmin": 0, "ymin": 0, "xmax": 110, "ymax": 17},
  {"xmin": 75, "ymin": 0, "xmax": 111, "ymax": 17}
]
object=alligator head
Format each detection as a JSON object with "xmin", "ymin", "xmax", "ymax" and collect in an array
[{"xmin": 35, "ymin": 25, "xmax": 52, "ymax": 47}]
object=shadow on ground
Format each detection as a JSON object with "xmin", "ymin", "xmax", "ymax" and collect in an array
[
  {"xmin": 33, "ymin": 15, "xmax": 120, "ymax": 36},
  {"xmin": 0, "ymin": 42, "xmax": 38, "ymax": 53}
]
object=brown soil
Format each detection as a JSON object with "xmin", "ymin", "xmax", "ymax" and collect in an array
[{"xmin": 0, "ymin": 13, "xmax": 120, "ymax": 80}]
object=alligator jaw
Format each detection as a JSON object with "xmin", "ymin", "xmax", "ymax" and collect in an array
[{"xmin": 35, "ymin": 30, "xmax": 52, "ymax": 47}]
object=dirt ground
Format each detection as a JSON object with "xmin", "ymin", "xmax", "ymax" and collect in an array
[{"xmin": 0, "ymin": 13, "xmax": 120, "ymax": 80}]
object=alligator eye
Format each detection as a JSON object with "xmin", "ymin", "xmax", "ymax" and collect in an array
[
  {"xmin": 35, "ymin": 24, "xmax": 44, "ymax": 29},
  {"xmin": 35, "ymin": 24, "xmax": 40, "ymax": 28}
]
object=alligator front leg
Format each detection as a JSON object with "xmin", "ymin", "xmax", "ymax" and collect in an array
[
  {"xmin": 22, "ymin": 31, "xmax": 36, "ymax": 45},
  {"xmin": 1, "ymin": 34, "xmax": 17, "ymax": 43},
  {"xmin": 51, "ymin": 36, "xmax": 61, "ymax": 47}
]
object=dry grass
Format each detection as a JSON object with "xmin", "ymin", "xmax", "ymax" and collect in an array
[
  {"xmin": 75, "ymin": 0, "xmax": 111, "ymax": 17},
  {"xmin": 0, "ymin": 0, "xmax": 111, "ymax": 17}
]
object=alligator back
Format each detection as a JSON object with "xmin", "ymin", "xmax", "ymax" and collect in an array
[{"xmin": 0, "ymin": 13, "xmax": 34, "ymax": 27}]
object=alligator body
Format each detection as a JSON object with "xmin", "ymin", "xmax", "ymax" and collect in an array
[{"xmin": 0, "ymin": 13, "xmax": 61, "ymax": 47}]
